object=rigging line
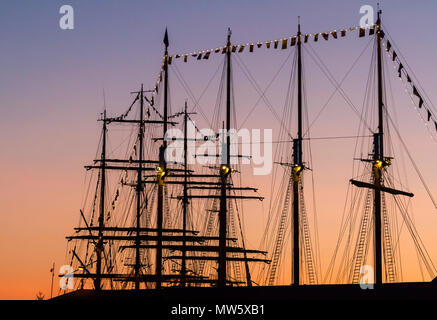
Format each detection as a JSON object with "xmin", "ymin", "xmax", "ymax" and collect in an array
[
  {"xmin": 303, "ymin": 135, "xmax": 373, "ymax": 141},
  {"xmin": 392, "ymin": 195, "xmax": 437, "ymax": 277},
  {"xmin": 303, "ymin": 81, "xmax": 322, "ymax": 282},
  {"xmin": 387, "ymin": 112, "xmax": 437, "ymax": 209},
  {"xmin": 171, "ymin": 62, "xmax": 223, "ymax": 128},
  {"xmin": 232, "ymin": 53, "xmax": 294, "ymax": 140},
  {"xmin": 382, "ymin": 24, "xmax": 437, "ymax": 115},
  {"xmin": 235, "ymin": 50, "xmax": 293, "ymax": 130},
  {"xmin": 304, "ymin": 38, "xmax": 373, "ymax": 136},
  {"xmin": 303, "ymin": 39, "xmax": 374, "ymax": 134}
]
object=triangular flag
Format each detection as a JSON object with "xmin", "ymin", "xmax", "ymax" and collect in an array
[
  {"xmin": 398, "ymin": 63, "xmax": 403, "ymax": 78},
  {"xmin": 331, "ymin": 31, "xmax": 337, "ymax": 39},
  {"xmin": 266, "ymin": 41, "xmax": 271, "ymax": 48},
  {"xmin": 257, "ymin": 42, "xmax": 262, "ymax": 48},
  {"xmin": 250, "ymin": 44, "xmax": 254, "ymax": 52},
  {"xmin": 203, "ymin": 51, "xmax": 210, "ymax": 59},
  {"xmin": 281, "ymin": 38, "xmax": 287, "ymax": 49},
  {"xmin": 274, "ymin": 40, "xmax": 278, "ymax": 49},
  {"xmin": 369, "ymin": 27, "xmax": 375, "ymax": 35},
  {"xmin": 304, "ymin": 34, "xmax": 309, "ymax": 42},
  {"xmin": 392, "ymin": 51, "xmax": 397, "ymax": 62},
  {"xmin": 386, "ymin": 40, "xmax": 391, "ymax": 52},
  {"xmin": 238, "ymin": 45, "xmax": 245, "ymax": 53},
  {"xmin": 341, "ymin": 29, "xmax": 346, "ymax": 37},
  {"xmin": 413, "ymin": 86, "xmax": 424, "ymax": 109},
  {"xmin": 184, "ymin": 55, "xmax": 188, "ymax": 63},
  {"xmin": 427, "ymin": 109, "xmax": 432, "ymax": 121},
  {"xmin": 314, "ymin": 34, "xmax": 319, "ymax": 42},
  {"xmin": 322, "ymin": 33, "xmax": 329, "ymax": 40},
  {"xmin": 232, "ymin": 45, "xmax": 237, "ymax": 52},
  {"xmin": 359, "ymin": 27, "xmax": 365, "ymax": 37},
  {"xmin": 290, "ymin": 36, "xmax": 296, "ymax": 46}
]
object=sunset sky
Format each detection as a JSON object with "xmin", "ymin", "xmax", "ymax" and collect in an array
[{"xmin": 2, "ymin": 0, "xmax": 437, "ymax": 299}]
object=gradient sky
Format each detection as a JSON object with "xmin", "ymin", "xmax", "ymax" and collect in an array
[{"xmin": 2, "ymin": 0, "xmax": 437, "ymax": 299}]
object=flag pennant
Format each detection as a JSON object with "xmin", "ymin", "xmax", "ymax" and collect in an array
[
  {"xmin": 266, "ymin": 41, "xmax": 271, "ymax": 48},
  {"xmin": 257, "ymin": 42, "xmax": 262, "ymax": 48},
  {"xmin": 341, "ymin": 29, "xmax": 346, "ymax": 37},
  {"xmin": 314, "ymin": 34, "xmax": 319, "ymax": 42},
  {"xmin": 304, "ymin": 34, "xmax": 309, "ymax": 42},
  {"xmin": 215, "ymin": 48, "xmax": 220, "ymax": 53},
  {"xmin": 392, "ymin": 51, "xmax": 397, "ymax": 62},
  {"xmin": 331, "ymin": 31, "xmax": 337, "ymax": 39},
  {"xmin": 427, "ymin": 109, "xmax": 432, "ymax": 121},
  {"xmin": 435, "ymin": 121, "xmax": 437, "ymax": 132},
  {"xmin": 359, "ymin": 27, "xmax": 365, "ymax": 37},
  {"xmin": 232, "ymin": 45, "xmax": 237, "ymax": 53},
  {"xmin": 184, "ymin": 55, "xmax": 188, "ymax": 63},
  {"xmin": 407, "ymin": 74, "xmax": 412, "ymax": 83},
  {"xmin": 369, "ymin": 26, "xmax": 375, "ymax": 35},
  {"xmin": 168, "ymin": 56, "xmax": 172, "ymax": 64},
  {"xmin": 238, "ymin": 45, "xmax": 245, "ymax": 53},
  {"xmin": 197, "ymin": 53, "xmax": 202, "ymax": 60},
  {"xmin": 250, "ymin": 44, "xmax": 254, "ymax": 52},
  {"xmin": 398, "ymin": 63, "xmax": 403, "ymax": 78},
  {"xmin": 380, "ymin": 30, "xmax": 385, "ymax": 39},
  {"xmin": 386, "ymin": 40, "xmax": 391, "ymax": 52},
  {"xmin": 281, "ymin": 38, "xmax": 287, "ymax": 49},
  {"xmin": 175, "ymin": 54, "xmax": 181, "ymax": 59},
  {"xmin": 413, "ymin": 86, "xmax": 424, "ymax": 108},
  {"xmin": 290, "ymin": 36, "xmax": 296, "ymax": 46},
  {"xmin": 322, "ymin": 33, "xmax": 329, "ymax": 40},
  {"xmin": 222, "ymin": 47, "xmax": 227, "ymax": 54},
  {"xmin": 274, "ymin": 40, "xmax": 278, "ymax": 49},
  {"xmin": 203, "ymin": 51, "xmax": 211, "ymax": 59}
]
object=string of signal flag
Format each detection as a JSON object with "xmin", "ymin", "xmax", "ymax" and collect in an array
[
  {"xmin": 134, "ymin": 24, "xmax": 437, "ymax": 142},
  {"xmin": 145, "ymin": 24, "xmax": 377, "ymax": 98},
  {"xmin": 383, "ymin": 39, "xmax": 437, "ymax": 140}
]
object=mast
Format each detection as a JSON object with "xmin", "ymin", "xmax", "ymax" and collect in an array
[
  {"xmin": 95, "ymin": 109, "xmax": 107, "ymax": 290},
  {"xmin": 156, "ymin": 28, "xmax": 170, "ymax": 289},
  {"xmin": 292, "ymin": 20, "xmax": 303, "ymax": 286},
  {"xmin": 181, "ymin": 101, "xmax": 188, "ymax": 286},
  {"xmin": 218, "ymin": 28, "xmax": 232, "ymax": 288},
  {"xmin": 374, "ymin": 8, "xmax": 384, "ymax": 286},
  {"xmin": 135, "ymin": 85, "xmax": 145, "ymax": 289}
]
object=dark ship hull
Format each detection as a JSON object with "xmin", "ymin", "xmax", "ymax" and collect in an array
[{"xmin": 53, "ymin": 280, "xmax": 437, "ymax": 302}]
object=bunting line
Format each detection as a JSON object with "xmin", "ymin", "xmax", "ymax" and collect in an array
[
  {"xmin": 383, "ymin": 37, "xmax": 437, "ymax": 137},
  {"xmin": 164, "ymin": 24, "xmax": 376, "ymax": 65}
]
